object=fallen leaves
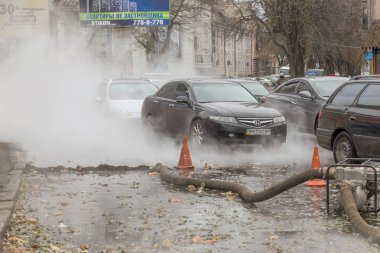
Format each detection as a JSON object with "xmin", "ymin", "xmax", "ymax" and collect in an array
[
  {"xmin": 58, "ymin": 222, "xmax": 80, "ymax": 234},
  {"xmin": 270, "ymin": 234, "xmax": 280, "ymax": 240},
  {"xmin": 130, "ymin": 181, "xmax": 140, "ymax": 189},
  {"xmin": 169, "ymin": 196, "xmax": 184, "ymax": 204},
  {"xmin": 80, "ymin": 244, "xmax": 91, "ymax": 250},
  {"xmin": 191, "ymin": 234, "xmax": 227, "ymax": 245},
  {"xmin": 148, "ymin": 171, "xmax": 159, "ymax": 177},
  {"xmin": 220, "ymin": 191, "xmax": 238, "ymax": 200},
  {"xmin": 186, "ymin": 185, "xmax": 197, "ymax": 192}
]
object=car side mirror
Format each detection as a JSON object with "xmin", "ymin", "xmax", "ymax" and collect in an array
[
  {"xmin": 176, "ymin": 96, "xmax": 190, "ymax": 104},
  {"xmin": 299, "ymin": 91, "xmax": 314, "ymax": 99},
  {"xmin": 258, "ymin": 97, "xmax": 266, "ymax": 103}
]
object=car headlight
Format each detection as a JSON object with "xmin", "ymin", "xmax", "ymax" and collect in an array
[
  {"xmin": 273, "ymin": 116, "xmax": 286, "ymax": 124},
  {"xmin": 209, "ymin": 116, "xmax": 238, "ymax": 124}
]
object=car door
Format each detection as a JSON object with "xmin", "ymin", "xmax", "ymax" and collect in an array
[
  {"xmin": 292, "ymin": 81, "xmax": 321, "ymax": 133},
  {"xmin": 265, "ymin": 81, "xmax": 299, "ymax": 126},
  {"xmin": 323, "ymin": 82, "xmax": 367, "ymax": 135},
  {"xmin": 167, "ymin": 82, "xmax": 196, "ymax": 137},
  {"xmin": 151, "ymin": 82, "xmax": 177, "ymax": 133},
  {"xmin": 350, "ymin": 83, "xmax": 380, "ymax": 157}
]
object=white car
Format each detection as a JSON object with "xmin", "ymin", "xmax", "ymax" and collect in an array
[
  {"xmin": 95, "ymin": 78, "xmax": 159, "ymax": 119},
  {"xmin": 246, "ymin": 77, "xmax": 273, "ymax": 87}
]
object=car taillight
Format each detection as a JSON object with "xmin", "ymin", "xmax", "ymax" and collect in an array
[{"xmin": 319, "ymin": 110, "xmax": 323, "ymax": 120}]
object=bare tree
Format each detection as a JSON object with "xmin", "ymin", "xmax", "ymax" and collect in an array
[
  {"xmin": 232, "ymin": 0, "xmax": 365, "ymax": 77},
  {"xmin": 132, "ymin": 0, "xmax": 213, "ymax": 59}
]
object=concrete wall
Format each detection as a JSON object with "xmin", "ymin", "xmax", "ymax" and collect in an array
[{"xmin": 371, "ymin": 0, "xmax": 380, "ymax": 20}]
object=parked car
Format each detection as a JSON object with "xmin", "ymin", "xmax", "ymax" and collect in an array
[
  {"xmin": 141, "ymin": 78, "xmax": 287, "ymax": 146},
  {"xmin": 246, "ymin": 77, "xmax": 273, "ymax": 87},
  {"xmin": 265, "ymin": 77, "xmax": 349, "ymax": 134},
  {"xmin": 316, "ymin": 80, "xmax": 380, "ymax": 162},
  {"xmin": 350, "ymin": 75, "xmax": 380, "ymax": 80},
  {"xmin": 95, "ymin": 78, "xmax": 159, "ymax": 119}
]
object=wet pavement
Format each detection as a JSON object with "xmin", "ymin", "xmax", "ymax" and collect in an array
[{"xmin": 19, "ymin": 165, "xmax": 380, "ymax": 252}]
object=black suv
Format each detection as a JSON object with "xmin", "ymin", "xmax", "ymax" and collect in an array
[{"xmin": 316, "ymin": 80, "xmax": 380, "ymax": 162}]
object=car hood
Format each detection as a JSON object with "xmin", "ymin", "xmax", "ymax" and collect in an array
[
  {"xmin": 201, "ymin": 102, "xmax": 282, "ymax": 118},
  {"xmin": 109, "ymin": 99, "xmax": 144, "ymax": 113}
]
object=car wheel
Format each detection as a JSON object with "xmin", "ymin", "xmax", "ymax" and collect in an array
[
  {"xmin": 333, "ymin": 132, "xmax": 356, "ymax": 163},
  {"xmin": 190, "ymin": 119, "xmax": 206, "ymax": 146}
]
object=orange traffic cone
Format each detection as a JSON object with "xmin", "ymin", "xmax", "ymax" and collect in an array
[
  {"xmin": 177, "ymin": 136, "xmax": 194, "ymax": 170},
  {"xmin": 304, "ymin": 147, "xmax": 326, "ymax": 187}
]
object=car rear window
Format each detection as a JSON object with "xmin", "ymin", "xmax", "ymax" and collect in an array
[
  {"xmin": 357, "ymin": 84, "xmax": 380, "ymax": 110},
  {"xmin": 330, "ymin": 83, "xmax": 366, "ymax": 106},
  {"xmin": 313, "ymin": 80, "xmax": 347, "ymax": 98},
  {"xmin": 109, "ymin": 82, "xmax": 158, "ymax": 100}
]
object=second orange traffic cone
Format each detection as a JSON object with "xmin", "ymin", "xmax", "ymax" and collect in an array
[
  {"xmin": 304, "ymin": 147, "xmax": 326, "ymax": 187},
  {"xmin": 177, "ymin": 135, "xmax": 194, "ymax": 170}
]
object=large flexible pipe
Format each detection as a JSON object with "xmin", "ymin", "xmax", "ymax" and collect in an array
[
  {"xmin": 339, "ymin": 185, "xmax": 380, "ymax": 244},
  {"xmin": 154, "ymin": 164, "xmax": 325, "ymax": 203}
]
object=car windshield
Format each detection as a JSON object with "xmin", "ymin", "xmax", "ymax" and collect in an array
[
  {"xmin": 241, "ymin": 82, "xmax": 269, "ymax": 96},
  {"xmin": 313, "ymin": 79, "xmax": 347, "ymax": 97},
  {"xmin": 192, "ymin": 82, "xmax": 259, "ymax": 103},
  {"xmin": 109, "ymin": 82, "xmax": 157, "ymax": 100}
]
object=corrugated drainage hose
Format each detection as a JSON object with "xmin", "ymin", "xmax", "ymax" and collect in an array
[
  {"xmin": 154, "ymin": 164, "xmax": 324, "ymax": 203},
  {"xmin": 340, "ymin": 185, "xmax": 380, "ymax": 244}
]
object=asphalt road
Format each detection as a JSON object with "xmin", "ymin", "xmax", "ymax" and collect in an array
[{"xmin": 6, "ymin": 131, "xmax": 380, "ymax": 253}]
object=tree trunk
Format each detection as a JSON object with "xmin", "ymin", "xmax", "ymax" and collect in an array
[{"xmin": 288, "ymin": 49, "xmax": 305, "ymax": 77}]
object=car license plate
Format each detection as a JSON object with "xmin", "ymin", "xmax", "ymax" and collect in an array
[{"xmin": 246, "ymin": 129, "xmax": 271, "ymax": 135}]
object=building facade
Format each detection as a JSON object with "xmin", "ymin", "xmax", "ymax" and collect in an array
[{"xmin": 364, "ymin": 0, "xmax": 380, "ymax": 74}]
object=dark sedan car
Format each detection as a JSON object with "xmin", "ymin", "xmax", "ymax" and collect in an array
[
  {"xmin": 265, "ymin": 77, "xmax": 349, "ymax": 134},
  {"xmin": 141, "ymin": 79, "xmax": 287, "ymax": 146},
  {"xmin": 317, "ymin": 80, "xmax": 380, "ymax": 162}
]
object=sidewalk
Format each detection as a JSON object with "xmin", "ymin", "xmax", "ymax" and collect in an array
[{"xmin": 0, "ymin": 143, "xmax": 24, "ymax": 252}]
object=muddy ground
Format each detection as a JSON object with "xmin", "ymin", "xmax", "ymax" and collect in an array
[{"xmin": 3, "ymin": 163, "xmax": 380, "ymax": 253}]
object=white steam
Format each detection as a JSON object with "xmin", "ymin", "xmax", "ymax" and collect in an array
[{"xmin": 0, "ymin": 33, "xmax": 333, "ymax": 168}]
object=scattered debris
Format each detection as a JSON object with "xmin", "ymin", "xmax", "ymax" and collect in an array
[
  {"xmin": 169, "ymin": 196, "xmax": 184, "ymax": 204},
  {"xmin": 220, "ymin": 191, "xmax": 238, "ymax": 200},
  {"xmin": 197, "ymin": 182, "xmax": 206, "ymax": 194},
  {"xmin": 191, "ymin": 234, "xmax": 227, "ymax": 245},
  {"xmin": 148, "ymin": 171, "xmax": 159, "ymax": 177}
]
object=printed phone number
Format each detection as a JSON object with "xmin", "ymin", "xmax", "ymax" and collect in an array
[{"xmin": 133, "ymin": 19, "xmax": 164, "ymax": 26}]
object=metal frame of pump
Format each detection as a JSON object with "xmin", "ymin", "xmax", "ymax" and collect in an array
[{"xmin": 326, "ymin": 158, "xmax": 380, "ymax": 215}]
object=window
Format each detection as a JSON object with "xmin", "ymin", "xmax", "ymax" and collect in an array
[
  {"xmin": 176, "ymin": 83, "xmax": 189, "ymax": 98},
  {"xmin": 192, "ymin": 82, "xmax": 258, "ymax": 103},
  {"xmin": 157, "ymin": 83, "xmax": 177, "ymax": 99},
  {"xmin": 357, "ymin": 84, "xmax": 380, "ymax": 110},
  {"xmin": 313, "ymin": 79, "xmax": 347, "ymax": 98},
  {"xmin": 241, "ymin": 82, "xmax": 269, "ymax": 96},
  {"xmin": 330, "ymin": 83, "xmax": 366, "ymax": 106},
  {"xmin": 277, "ymin": 82, "xmax": 298, "ymax": 94},
  {"xmin": 297, "ymin": 82, "xmax": 313, "ymax": 95}
]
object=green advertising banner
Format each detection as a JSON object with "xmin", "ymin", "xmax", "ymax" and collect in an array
[{"xmin": 79, "ymin": 0, "xmax": 170, "ymax": 27}]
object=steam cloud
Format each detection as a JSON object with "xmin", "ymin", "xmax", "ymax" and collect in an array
[{"xmin": 0, "ymin": 34, "xmax": 333, "ymax": 168}]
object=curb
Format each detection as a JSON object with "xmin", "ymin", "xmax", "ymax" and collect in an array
[{"xmin": 0, "ymin": 144, "xmax": 24, "ymax": 253}]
